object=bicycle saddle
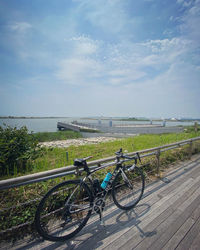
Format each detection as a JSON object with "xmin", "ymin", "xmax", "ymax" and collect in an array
[{"xmin": 74, "ymin": 158, "xmax": 86, "ymax": 167}]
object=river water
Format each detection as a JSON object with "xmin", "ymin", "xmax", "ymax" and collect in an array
[{"xmin": 0, "ymin": 118, "xmax": 196, "ymax": 133}]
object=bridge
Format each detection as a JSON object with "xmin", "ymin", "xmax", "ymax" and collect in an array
[{"xmin": 1, "ymin": 153, "xmax": 200, "ymax": 250}]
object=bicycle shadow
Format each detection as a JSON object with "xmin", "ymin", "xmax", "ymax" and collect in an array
[{"xmin": 18, "ymin": 202, "xmax": 154, "ymax": 250}]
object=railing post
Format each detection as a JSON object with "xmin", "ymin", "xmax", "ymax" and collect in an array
[
  {"xmin": 189, "ymin": 140, "xmax": 193, "ymax": 159},
  {"xmin": 194, "ymin": 122, "xmax": 198, "ymax": 132},
  {"xmin": 156, "ymin": 149, "xmax": 161, "ymax": 178}
]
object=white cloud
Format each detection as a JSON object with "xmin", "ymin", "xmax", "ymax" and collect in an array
[
  {"xmin": 56, "ymin": 29, "xmax": 197, "ymax": 88},
  {"xmin": 177, "ymin": 0, "xmax": 193, "ymax": 7},
  {"xmin": 179, "ymin": 0, "xmax": 200, "ymax": 43},
  {"xmin": 56, "ymin": 57, "xmax": 103, "ymax": 85},
  {"xmin": 69, "ymin": 35, "xmax": 100, "ymax": 56},
  {"xmin": 8, "ymin": 22, "xmax": 32, "ymax": 33}
]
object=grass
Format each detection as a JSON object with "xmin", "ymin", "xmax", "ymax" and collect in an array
[
  {"xmin": 1, "ymin": 126, "xmax": 200, "ymax": 240},
  {"xmin": 33, "ymin": 130, "xmax": 82, "ymax": 142},
  {"xmin": 2, "ymin": 126, "xmax": 200, "ymax": 178},
  {"xmin": 29, "ymin": 128, "xmax": 200, "ymax": 174}
]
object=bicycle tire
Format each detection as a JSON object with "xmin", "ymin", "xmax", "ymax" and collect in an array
[
  {"xmin": 35, "ymin": 179, "xmax": 93, "ymax": 242},
  {"xmin": 112, "ymin": 166, "xmax": 145, "ymax": 210}
]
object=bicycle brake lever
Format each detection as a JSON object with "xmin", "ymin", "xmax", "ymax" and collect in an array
[{"xmin": 115, "ymin": 148, "xmax": 122, "ymax": 156}]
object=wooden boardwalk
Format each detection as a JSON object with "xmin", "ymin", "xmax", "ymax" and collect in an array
[{"xmin": 2, "ymin": 154, "xmax": 200, "ymax": 250}]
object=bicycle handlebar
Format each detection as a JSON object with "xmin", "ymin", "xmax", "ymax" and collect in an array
[
  {"xmin": 115, "ymin": 149, "xmax": 141, "ymax": 163},
  {"xmin": 83, "ymin": 156, "xmax": 93, "ymax": 161}
]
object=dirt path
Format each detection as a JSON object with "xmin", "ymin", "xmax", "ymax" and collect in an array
[{"xmin": 39, "ymin": 137, "xmax": 119, "ymax": 148}]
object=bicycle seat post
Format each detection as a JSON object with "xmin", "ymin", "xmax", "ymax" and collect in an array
[{"xmin": 74, "ymin": 158, "xmax": 91, "ymax": 176}]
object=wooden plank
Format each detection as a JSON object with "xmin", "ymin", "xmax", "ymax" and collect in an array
[
  {"xmin": 108, "ymin": 175, "xmax": 200, "ymax": 250},
  {"xmin": 145, "ymin": 196, "xmax": 200, "ymax": 250},
  {"xmin": 163, "ymin": 155, "xmax": 200, "ymax": 180},
  {"xmin": 161, "ymin": 217, "xmax": 195, "ymax": 250},
  {"xmin": 91, "ymin": 178, "xmax": 197, "ymax": 250},
  {"xmin": 158, "ymin": 161, "xmax": 200, "ymax": 198},
  {"xmin": 117, "ymin": 178, "xmax": 200, "ymax": 250},
  {"xmin": 189, "ymin": 231, "xmax": 200, "ymax": 250},
  {"xmin": 145, "ymin": 157, "xmax": 199, "ymax": 198},
  {"xmin": 162, "ymin": 203, "xmax": 200, "ymax": 250},
  {"xmin": 86, "ymin": 160, "xmax": 200, "ymax": 250},
  {"xmin": 176, "ymin": 216, "xmax": 200, "ymax": 250},
  {"xmin": 100, "ymin": 160, "xmax": 200, "ymax": 250},
  {"xmin": 75, "ymin": 169, "xmax": 197, "ymax": 249}
]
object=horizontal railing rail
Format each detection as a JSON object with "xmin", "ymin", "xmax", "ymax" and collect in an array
[{"xmin": 1, "ymin": 136, "xmax": 200, "ymax": 191}]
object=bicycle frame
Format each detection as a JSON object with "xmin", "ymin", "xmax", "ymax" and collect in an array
[
  {"xmin": 64, "ymin": 152, "xmax": 138, "ymax": 224},
  {"xmin": 72, "ymin": 159, "xmax": 134, "ymax": 213},
  {"xmin": 82, "ymin": 160, "xmax": 123, "ymax": 193}
]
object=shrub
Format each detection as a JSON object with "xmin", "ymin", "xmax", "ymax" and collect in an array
[{"xmin": 0, "ymin": 125, "xmax": 40, "ymax": 176}]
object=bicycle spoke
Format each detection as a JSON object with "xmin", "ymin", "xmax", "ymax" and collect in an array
[{"xmin": 35, "ymin": 180, "xmax": 92, "ymax": 241}]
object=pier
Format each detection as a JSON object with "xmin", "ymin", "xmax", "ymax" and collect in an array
[
  {"xmin": 57, "ymin": 122, "xmax": 80, "ymax": 132},
  {"xmin": 57, "ymin": 121, "xmax": 98, "ymax": 132}
]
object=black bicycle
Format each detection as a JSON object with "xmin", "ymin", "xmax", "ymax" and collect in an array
[{"xmin": 35, "ymin": 148, "xmax": 145, "ymax": 242}]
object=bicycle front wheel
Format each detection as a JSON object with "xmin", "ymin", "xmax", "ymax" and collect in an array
[
  {"xmin": 35, "ymin": 180, "xmax": 93, "ymax": 242},
  {"xmin": 112, "ymin": 166, "xmax": 145, "ymax": 210}
]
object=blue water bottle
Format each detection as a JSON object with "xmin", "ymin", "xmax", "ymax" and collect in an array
[{"xmin": 101, "ymin": 172, "xmax": 112, "ymax": 189}]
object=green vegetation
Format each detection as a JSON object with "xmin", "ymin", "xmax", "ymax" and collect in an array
[
  {"xmin": 80, "ymin": 128, "xmax": 100, "ymax": 133},
  {"xmin": 33, "ymin": 130, "xmax": 82, "ymax": 142},
  {"xmin": 0, "ymin": 127, "xmax": 82, "ymax": 177},
  {"xmin": 28, "ymin": 126, "xmax": 199, "ymax": 175},
  {"xmin": 1, "ymin": 125, "xmax": 200, "ymax": 178},
  {"xmin": 1, "ymin": 125, "xmax": 200, "ymax": 240},
  {"xmin": 0, "ymin": 125, "xmax": 40, "ymax": 176},
  {"xmin": 118, "ymin": 117, "xmax": 150, "ymax": 121}
]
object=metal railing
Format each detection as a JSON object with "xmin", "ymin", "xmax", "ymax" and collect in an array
[
  {"xmin": 1, "ymin": 137, "xmax": 200, "ymax": 191},
  {"xmin": 0, "ymin": 136, "xmax": 200, "ymax": 238}
]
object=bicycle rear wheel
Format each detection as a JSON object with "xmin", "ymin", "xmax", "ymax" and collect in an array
[
  {"xmin": 112, "ymin": 166, "xmax": 145, "ymax": 210},
  {"xmin": 35, "ymin": 180, "xmax": 93, "ymax": 242}
]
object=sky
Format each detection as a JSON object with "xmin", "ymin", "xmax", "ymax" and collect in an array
[{"xmin": 0, "ymin": 0, "xmax": 200, "ymax": 118}]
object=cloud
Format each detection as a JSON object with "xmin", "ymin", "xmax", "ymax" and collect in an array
[
  {"xmin": 55, "ymin": 30, "xmax": 197, "ymax": 88},
  {"xmin": 141, "ymin": 38, "xmax": 192, "ymax": 65},
  {"xmin": 176, "ymin": 0, "xmax": 193, "ymax": 7},
  {"xmin": 179, "ymin": 0, "xmax": 200, "ymax": 44},
  {"xmin": 72, "ymin": 0, "xmax": 139, "ymax": 41},
  {"xmin": 1, "ymin": 0, "xmax": 199, "ymax": 117},
  {"xmin": 56, "ymin": 57, "xmax": 103, "ymax": 85},
  {"xmin": 1, "ymin": 21, "xmax": 33, "ymax": 61},
  {"xmin": 8, "ymin": 22, "xmax": 32, "ymax": 33},
  {"xmin": 68, "ymin": 35, "xmax": 100, "ymax": 55}
]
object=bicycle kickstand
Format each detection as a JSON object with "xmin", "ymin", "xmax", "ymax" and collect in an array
[{"xmin": 99, "ymin": 206, "xmax": 105, "ymax": 226}]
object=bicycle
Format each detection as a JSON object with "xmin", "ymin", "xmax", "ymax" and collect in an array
[{"xmin": 35, "ymin": 148, "xmax": 145, "ymax": 242}]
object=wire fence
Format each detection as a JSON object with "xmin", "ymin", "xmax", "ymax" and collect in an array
[{"xmin": 0, "ymin": 136, "xmax": 200, "ymax": 240}]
